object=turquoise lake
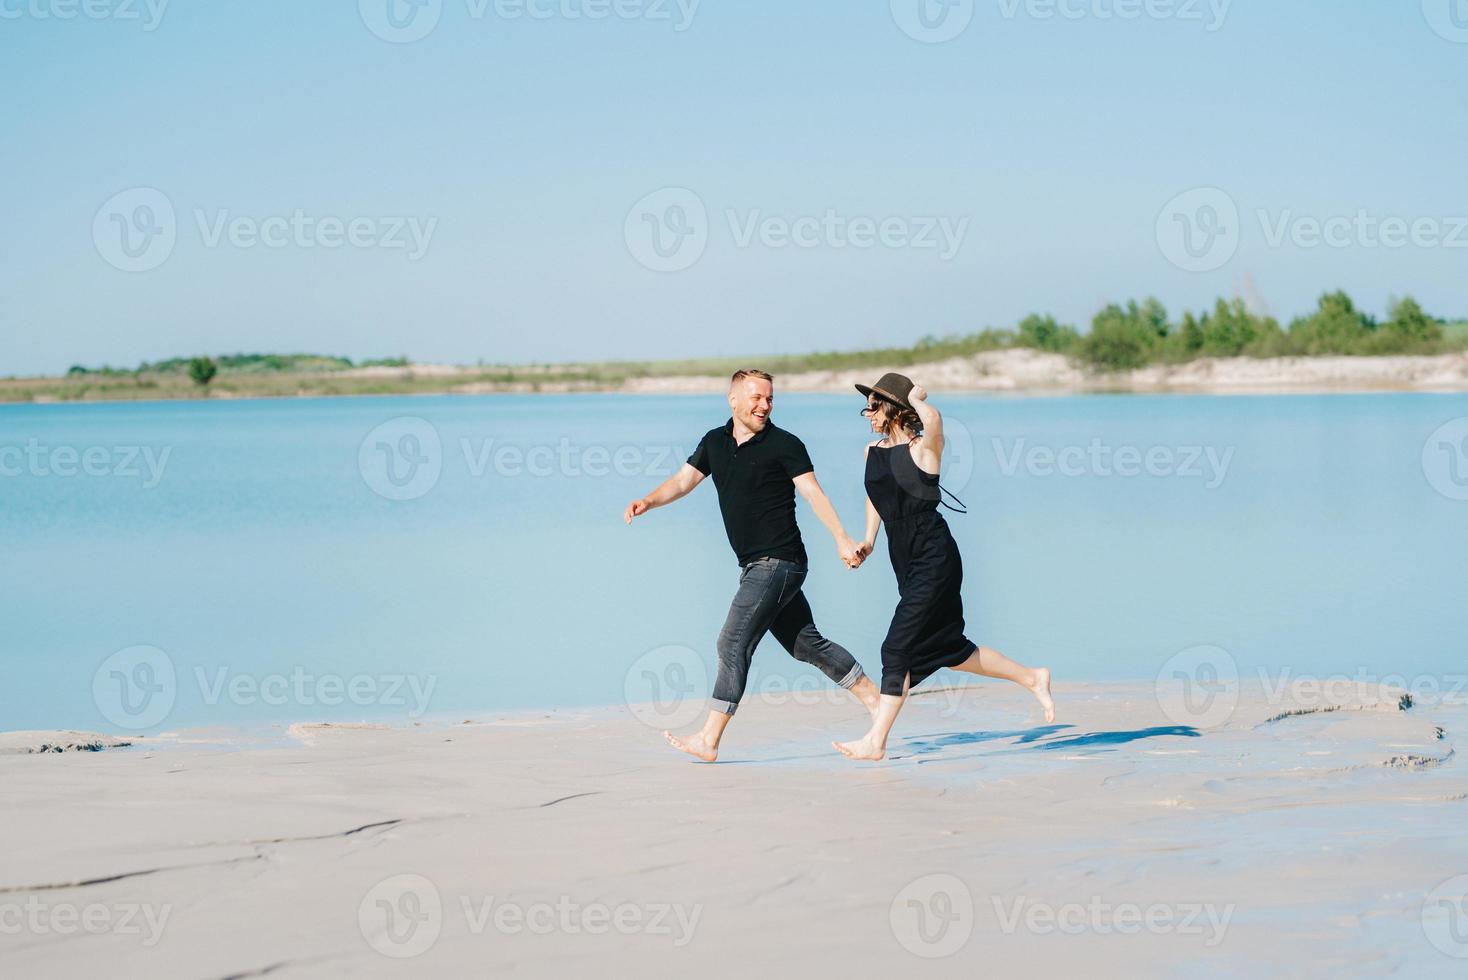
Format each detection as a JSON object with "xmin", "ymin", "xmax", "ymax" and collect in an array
[{"xmin": 2, "ymin": 392, "xmax": 1465, "ymax": 732}]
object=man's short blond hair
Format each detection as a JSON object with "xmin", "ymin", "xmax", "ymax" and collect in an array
[{"xmin": 730, "ymin": 369, "xmax": 774, "ymax": 387}]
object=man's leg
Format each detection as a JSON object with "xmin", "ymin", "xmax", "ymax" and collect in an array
[
  {"xmin": 664, "ymin": 559, "xmax": 791, "ymax": 762},
  {"xmin": 769, "ymin": 589, "xmax": 881, "ymax": 717}
]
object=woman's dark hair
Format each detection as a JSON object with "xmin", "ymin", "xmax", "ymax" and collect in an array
[{"xmin": 875, "ymin": 400, "xmax": 922, "ymax": 439}]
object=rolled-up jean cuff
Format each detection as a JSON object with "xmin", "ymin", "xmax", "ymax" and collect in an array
[
  {"xmin": 837, "ymin": 664, "xmax": 865, "ymax": 690},
  {"xmin": 709, "ymin": 698, "xmax": 737, "ymax": 716}
]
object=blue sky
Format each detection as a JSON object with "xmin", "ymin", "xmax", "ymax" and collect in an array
[{"xmin": 2, "ymin": 0, "xmax": 1465, "ymax": 375}]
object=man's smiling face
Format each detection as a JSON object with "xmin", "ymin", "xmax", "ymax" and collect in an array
[{"xmin": 729, "ymin": 376, "xmax": 773, "ymax": 433}]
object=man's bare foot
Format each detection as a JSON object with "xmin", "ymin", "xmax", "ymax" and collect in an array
[
  {"xmin": 833, "ymin": 735, "xmax": 886, "ymax": 761},
  {"xmin": 663, "ymin": 730, "xmax": 718, "ymax": 763},
  {"xmin": 1029, "ymin": 667, "xmax": 1055, "ymax": 724}
]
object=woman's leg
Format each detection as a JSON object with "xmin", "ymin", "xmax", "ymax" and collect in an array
[
  {"xmin": 953, "ymin": 646, "xmax": 1055, "ymax": 723},
  {"xmin": 834, "ymin": 676, "xmax": 909, "ymax": 761}
]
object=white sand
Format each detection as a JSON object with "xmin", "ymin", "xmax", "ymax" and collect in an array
[
  {"xmin": 4, "ymin": 682, "xmax": 1467, "ymax": 978},
  {"xmin": 622, "ymin": 349, "xmax": 1468, "ymax": 396}
]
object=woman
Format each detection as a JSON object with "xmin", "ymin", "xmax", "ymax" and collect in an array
[{"xmin": 834, "ymin": 372, "xmax": 1054, "ymax": 762}]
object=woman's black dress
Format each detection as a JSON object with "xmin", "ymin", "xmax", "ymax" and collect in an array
[{"xmin": 865, "ymin": 441, "xmax": 977, "ymax": 697}]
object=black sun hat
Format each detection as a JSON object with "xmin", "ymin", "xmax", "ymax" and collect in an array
[{"xmin": 855, "ymin": 372, "xmax": 916, "ymax": 411}]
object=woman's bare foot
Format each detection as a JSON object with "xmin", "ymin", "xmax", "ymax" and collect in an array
[
  {"xmin": 663, "ymin": 730, "xmax": 717, "ymax": 763},
  {"xmin": 1029, "ymin": 667, "xmax": 1055, "ymax": 724},
  {"xmin": 833, "ymin": 734, "xmax": 886, "ymax": 761}
]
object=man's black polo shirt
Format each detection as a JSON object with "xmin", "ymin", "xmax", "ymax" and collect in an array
[{"xmin": 688, "ymin": 419, "xmax": 814, "ymax": 567}]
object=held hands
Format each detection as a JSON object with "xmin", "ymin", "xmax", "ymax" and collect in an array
[
  {"xmin": 623, "ymin": 498, "xmax": 650, "ymax": 524},
  {"xmin": 838, "ymin": 534, "xmax": 871, "ymax": 570}
]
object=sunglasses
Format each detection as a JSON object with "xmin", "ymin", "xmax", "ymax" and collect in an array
[{"xmin": 860, "ymin": 399, "xmax": 884, "ymax": 416}]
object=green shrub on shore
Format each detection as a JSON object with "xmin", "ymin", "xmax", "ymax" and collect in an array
[
  {"xmin": 188, "ymin": 356, "xmax": 218, "ymax": 387},
  {"xmin": 1078, "ymin": 299, "xmax": 1170, "ymax": 370},
  {"xmin": 1016, "ymin": 314, "xmax": 1080, "ymax": 354},
  {"xmin": 1073, "ymin": 291, "xmax": 1454, "ymax": 371}
]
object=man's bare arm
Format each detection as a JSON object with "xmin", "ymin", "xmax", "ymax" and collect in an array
[
  {"xmin": 624, "ymin": 463, "xmax": 706, "ymax": 524},
  {"xmin": 792, "ymin": 471, "xmax": 860, "ymax": 566}
]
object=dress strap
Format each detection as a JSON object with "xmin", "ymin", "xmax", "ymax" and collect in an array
[{"xmin": 906, "ymin": 436, "xmax": 966, "ymax": 514}]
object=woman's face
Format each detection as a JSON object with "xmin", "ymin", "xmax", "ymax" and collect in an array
[{"xmin": 863, "ymin": 398, "xmax": 887, "ymax": 435}]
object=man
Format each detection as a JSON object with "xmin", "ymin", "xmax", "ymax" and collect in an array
[{"xmin": 624, "ymin": 369, "xmax": 881, "ymax": 761}]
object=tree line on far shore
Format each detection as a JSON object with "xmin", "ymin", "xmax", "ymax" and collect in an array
[
  {"xmin": 49, "ymin": 292, "xmax": 1464, "ymax": 385},
  {"xmin": 979, "ymin": 292, "xmax": 1457, "ymax": 372},
  {"xmin": 65, "ymin": 352, "xmax": 411, "ymax": 381}
]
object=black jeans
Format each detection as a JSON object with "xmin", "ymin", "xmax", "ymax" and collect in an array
[{"xmin": 709, "ymin": 557, "xmax": 866, "ymax": 715}]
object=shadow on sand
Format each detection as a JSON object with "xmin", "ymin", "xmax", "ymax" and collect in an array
[
  {"xmin": 708, "ymin": 725, "xmax": 1202, "ymax": 766},
  {"xmin": 903, "ymin": 724, "xmax": 1200, "ymax": 757}
]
